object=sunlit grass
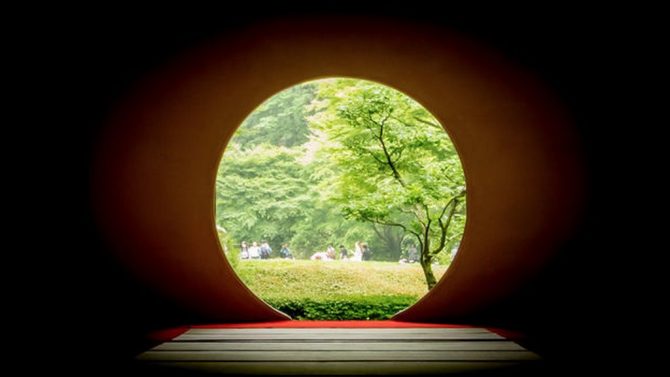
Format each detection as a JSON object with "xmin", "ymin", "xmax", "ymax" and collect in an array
[{"xmin": 234, "ymin": 260, "xmax": 447, "ymax": 302}]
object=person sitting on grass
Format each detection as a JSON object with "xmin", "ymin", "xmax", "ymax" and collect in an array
[
  {"xmin": 248, "ymin": 241, "xmax": 260, "ymax": 259},
  {"xmin": 279, "ymin": 243, "xmax": 294, "ymax": 259},
  {"xmin": 326, "ymin": 245, "xmax": 336, "ymax": 260},
  {"xmin": 339, "ymin": 245, "xmax": 349, "ymax": 260},
  {"xmin": 260, "ymin": 241, "xmax": 272, "ymax": 259},
  {"xmin": 361, "ymin": 242, "xmax": 372, "ymax": 261},
  {"xmin": 310, "ymin": 250, "xmax": 333, "ymax": 261}
]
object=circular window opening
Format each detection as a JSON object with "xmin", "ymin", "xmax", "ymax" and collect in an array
[{"xmin": 215, "ymin": 78, "xmax": 466, "ymax": 320}]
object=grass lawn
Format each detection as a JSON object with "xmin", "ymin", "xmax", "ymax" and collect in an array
[{"xmin": 232, "ymin": 259, "xmax": 448, "ymax": 320}]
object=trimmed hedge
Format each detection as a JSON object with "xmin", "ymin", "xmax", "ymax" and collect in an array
[
  {"xmin": 232, "ymin": 260, "xmax": 447, "ymax": 320},
  {"xmin": 266, "ymin": 295, "xmax": 417, "ymax": 320}
]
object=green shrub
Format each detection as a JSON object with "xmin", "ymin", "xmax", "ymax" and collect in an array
[
  {"xmin": 266, "ymin": 295, "xmax": 417, "ymax": 320},
  {"xmin": 232, "ymin": 260, "xmax": 447, "ymax": 320}
]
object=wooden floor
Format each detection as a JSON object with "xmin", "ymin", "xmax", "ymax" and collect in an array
[{"xmin": 137, "ymin": 328, "xmax": 541, "ymax": 376}]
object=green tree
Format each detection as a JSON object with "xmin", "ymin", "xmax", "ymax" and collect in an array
[
  {"xmin": 216, "ymin": 144, "xmax": 313, "ymax": 252},
  {"xmin": 233, "ymin": 83, "xmax": 316, "ymax": 149},
  {"xmin": 288, "ymin": 203, "xmax": 376, "ymax": 259},
  {"xmin": 311, "ymin": 79, "xmax": 466, "ymax": 289},
  {"xmin": 216, "ymin": 78, "xmax": 466, "ymax": 284},
  {"xmin": 370, "ymin": 224, "xmax": 406, "ymax": 261}
]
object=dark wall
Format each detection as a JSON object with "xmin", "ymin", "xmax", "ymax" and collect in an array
[{"xmin": 23, "ymin": 5, "xmax": 653, "ymax": 374}]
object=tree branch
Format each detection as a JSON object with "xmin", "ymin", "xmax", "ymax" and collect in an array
[
  {"xmin": 390, "ymin": 145, "xmax": 405, "ymax": 163},
  {"xmin": 433, "ymin": 202, "xmax": 456, "ymax": 255},
  {"xmin": 389, "ymin": 115, "xmax": 414, "ymax": 129},
  {"xmin": 413, "ymin": 116, "xmax": 443, "ymax": 129},
  {"xmin": 414, "ymin": 233, "xmax": 424, "ymax": 254},
  {"xmin": 376, "ymin": 117, "xmax": 406, "ymax": 187},
  {"xmin": 361, "ymin": 147, "xmax": 385, "ymax": 166},
  {"xmin": 437, "ymin": 196, "xmax": 457, "ymax": 222},
  {"xmin": 379, "ymin": 111, "xmax": 392, "ymax": 127},
  {"xmin": 390, "ymin": 115, "xmax": 442, "ymax": 131},
  {"xmin": 371, "ymin": 223, "xmax": 385, "ymax": 240},
  {"xmin": 362, "ymin": 215, "xmax": 420, "ymax": 240},
  {"xmin": 431, "ymin": 195, "xmax": 462, "ymax": 256},
  {"xmin": 398, "ymin": 207, "xmax": 427, "ymax": 229},
  {"xmin": 421, "ymin": 218, "xmax": 432, "ymax": 264}
]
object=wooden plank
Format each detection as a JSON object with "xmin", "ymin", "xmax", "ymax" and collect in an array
[
  {"xmin": 174, "ymin": 332, "xmax": 502, "ymax": 341},
  {"xmin": 142, "ymin": 361, "xmax": 532, "ymax": 375},
  {"xmin": 138, "ymin": 350, "xmax": 540, "ymax": 362},
  {"xmin": 152, "ymin": 341, "xmax": 525, "ymax": 352}
]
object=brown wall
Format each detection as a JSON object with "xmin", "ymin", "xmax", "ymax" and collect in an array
[
  {"xmin": 91, "ymin": 19, "xmax": 584, "ymax": 323},
  {"xmin": 31, "ymin": 8, "xmax": 645, "ymax": 373}
]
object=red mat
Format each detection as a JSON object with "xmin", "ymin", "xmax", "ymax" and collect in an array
[
  {"xmin": 193, "ymin": 320, "xmax": 470, "ymax": 329},
  {"xmin": 149, "ymin": 321, "xmax": 474, "ymax": 342}
]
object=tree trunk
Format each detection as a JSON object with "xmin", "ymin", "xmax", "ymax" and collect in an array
[
  {"xmin": 372, "ymin": 224, "xmax": 404, "ymax": 261},
  {"xmin": 420, "ymin": 240, "xmax": 437, "ymax": 290},
  {"xmin": 420, "ymin": 257, "xmax": 437, "ymax": 290},
  {"xmin": 383, "ymin": 226, "xmax": 404, "ymax": 260}
]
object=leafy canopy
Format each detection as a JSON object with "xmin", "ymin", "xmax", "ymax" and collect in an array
[
  {"xmin": 216, "ymin": 78, "xmax": 466, "ymax": 272},
  {"xmin": 310, "ymin": 79, "xmax": 466, "ymax": 261}
]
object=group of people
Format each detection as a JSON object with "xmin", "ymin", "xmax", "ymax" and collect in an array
[
  {"xmin": 239, "ymin": 240, "xmax": 373, "ymax": 261},
  {"xmin": 240, "ymin": 241, "xmax": 294, "ymax": 259},
  {"xmin": 310, "ymin": 241, "xmax": 372, "ymax": 261},
  {"xmin": 237, "ymin": 239, "xmax": 440, "ymax": 264}
]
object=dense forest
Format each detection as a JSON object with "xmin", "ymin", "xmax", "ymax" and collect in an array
[{"xmin": 216, "ymin": 79, "xmax": 466, "ymax": 288}]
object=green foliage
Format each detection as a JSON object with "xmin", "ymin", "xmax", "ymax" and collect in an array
[
  {"xmin": 288, "ymin": 205, "xmax": 371, "ymax": 259},
  {"xmin": 235, "ymin": 260, "xmax": 447, "ymax": 320},
  {"xmin": 216, "ymin": 145, "xmax": 312, "ymax": 250},
  {"xmin": 232, "ymin": 83, "xmax": 316, "ymax": 148},
  {"xmin": 309, "ymin": 79, "xmax": 466, "ymax": 288},
  {"xmin": 216, "ymin": 78, "xmax": 466, "ymax": 290},
  {"xmin": 266, "ymin": 296, "xmax": 417, "ymax": 320}
]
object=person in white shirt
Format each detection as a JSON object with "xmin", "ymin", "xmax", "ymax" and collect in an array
[{"xmin": 248, "ymin": 241, "xmax": 261, "ymax": 259}]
